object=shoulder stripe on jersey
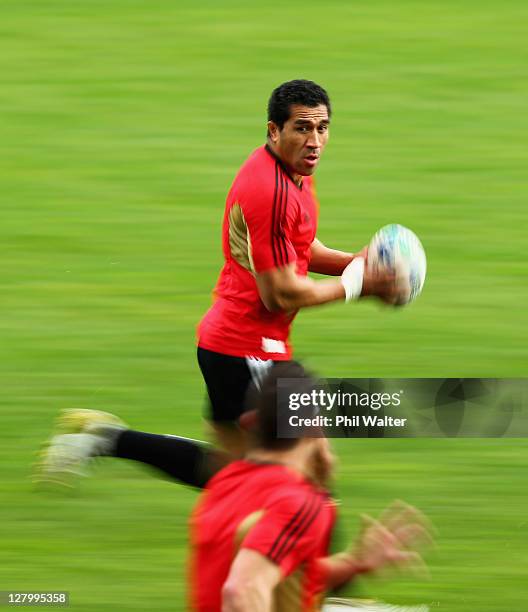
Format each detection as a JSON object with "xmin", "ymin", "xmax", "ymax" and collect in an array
[
  {"xmin": 273, "ymin": 495, "xmax": 322, "ymax": 564},
  {"xmin": 278, "ymin": 175, "xmax": 289, "ymax": 266},
  {"xmin": 270, "ymin": 162, "xmax": 280, "ymax": 267},
  {"xmin": 276, "ymin": 169, "xmax": 285, "ymax": 265},
  {"xmin": 273, "ymin": 166, "xmax": 289, "ymax": 267},
  {"xmin": 268, "ymin": 496, "xmax": 311, "ymax": 561},
  {"xmin": 267, "ymin": 493, "xmax": 321, "ymax": 563},
  {"xmin": 275, "ymin": 169, "xmax": 284, "ymax": 266}
]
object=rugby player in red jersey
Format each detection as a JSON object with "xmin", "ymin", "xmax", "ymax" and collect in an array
[
  {"xmin": 37, "ymin": 80, "xmax": 397, "ymax": 491},
  {"xmin": 192, "ymin": 79, "xmax": 396, "ymax": 459},
  {"xmin": 190, "ymin": 362, "xmax": 432, "ymax": 611}
]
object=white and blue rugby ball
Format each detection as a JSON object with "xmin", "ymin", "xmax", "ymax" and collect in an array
[{"xmin": 367, "ymin": 224, "xmax": 427, "ymax": 305}]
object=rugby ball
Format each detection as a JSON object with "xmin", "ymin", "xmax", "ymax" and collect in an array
[{"xmin": 367, "ymin": 224, "xmax": 427, "ymax": 305}]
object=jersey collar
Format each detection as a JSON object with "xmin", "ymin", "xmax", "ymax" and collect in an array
[{"xmin": 264, "ymin": 144, "xmax": 303, "ymax": 190}]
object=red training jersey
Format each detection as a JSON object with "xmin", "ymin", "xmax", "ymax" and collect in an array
[
  {"xmin": 189, "ymin": 460, "xmax": 336, "ymax": 611},
  {"xmin": 197, "ymin": 145, "xmax": 319, "ymax": 360}
]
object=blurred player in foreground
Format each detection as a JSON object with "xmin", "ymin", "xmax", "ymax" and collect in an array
[
  {"xmin": 37, "ymin": 79, "xmax": 399, "ymax": 489},
  {"xmin": 190, "ymin": 362, "xmax": 432, "ymax": 611}
]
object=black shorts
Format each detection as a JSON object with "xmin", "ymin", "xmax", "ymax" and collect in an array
[{"xmin": 197, "ymin": 347, "xmax": 276, "ymax": 423}]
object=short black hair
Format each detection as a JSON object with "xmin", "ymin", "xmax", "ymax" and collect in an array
[
  {"xmin": 267, "ymin": 79, "xmax": 331, "ymax": 131},
  {"xmin": 246, "ymin": 361, "xmax": 319, "ymax": 451}
]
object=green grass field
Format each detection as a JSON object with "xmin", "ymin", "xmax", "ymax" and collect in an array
[{"xmin": 1, "ymin": 1, "xmax": 527, "ymax": 609}]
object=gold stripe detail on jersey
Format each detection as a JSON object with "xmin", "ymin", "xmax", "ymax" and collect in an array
[
  {"xmin": 228, "ymin": 203, "xmax": 255, "ymax": 273},
  {"xmin": 234, "ymin": 510, "xmax": 265, "ymax": 551},
  {"xmin": 233, "ymin": 509, "xmax": 312, "ymax": 612},
  {"xmin": 273, "ymin": 565, "xmax": 306, "ymax": 611}
]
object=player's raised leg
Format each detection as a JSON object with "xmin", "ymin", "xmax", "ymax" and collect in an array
[{"xmin": 35, "ymin": 409, "xmax": 229, "ymax": 489}]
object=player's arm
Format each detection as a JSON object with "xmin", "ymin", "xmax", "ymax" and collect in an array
[
  {"xmin": 255, "ymin": 261, "xmax": 396, "ymax": 312},
  {"xmin": 222, "ymin": 549, "xmax": 281, "ymax": 611},
  {"xmin": 243, "ymin": 187, "xmax": 396, "ymax": 310},
  {"xmin": 256, "ymin": 262, "xmax": 346, "ymax": 311},
  {"xmin": 316, "ymin": 552, "xmax": 369, "ymax": 590},
  {"xmin": 309, "ymin": 238, "xmax": 367, "ymax": 276},
  {"xmin": 223, "ymin": 491, "xmax": 325, "ymax": 610},
  {"xmin": 318, "ymin": 501, "xmax": 434, "ymax": 590}
]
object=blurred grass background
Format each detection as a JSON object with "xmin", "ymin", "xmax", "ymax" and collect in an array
[{"xmin": 1, "ymin": 0, "xmax": 527, "ymax": 609}]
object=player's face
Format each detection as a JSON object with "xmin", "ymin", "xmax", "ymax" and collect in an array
[{"xmin": 268, "ymin": 104, "xmax": 329, "ymax": 177}]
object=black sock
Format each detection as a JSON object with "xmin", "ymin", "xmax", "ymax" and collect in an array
[{"xmin": 114, "ymin": 430, "xmax": 229, "ymax": 489}]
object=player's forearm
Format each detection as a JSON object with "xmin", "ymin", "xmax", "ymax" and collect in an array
[
  {"xmin": 222, "ymin": 550, "xmax": 281, "ymax": 611},
  {"xmin": 259, "ymin": 275, "xmax": 346, "ymax": 311},
  {"xmin": 309, "ymin": 240, "xmax": 355, "ymax": 276},
  {"xmin": 317, "ymin": 552, "xmax": 368, "ymax": 590},
  {"xmin": 222, "ymin": 582, "xmax": 272, "ymax": 611}
]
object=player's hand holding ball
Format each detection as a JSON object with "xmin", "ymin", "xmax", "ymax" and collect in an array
[
  {"xmin": 340, "ymin": 244, "xmax": 399, "ymax": 305},
  {"xmin": 367, "ymin": 224, "xmax": 427, "ymax": 306},
  {"xmin": 360, "ymin": 260, "xmax": 399, "ymax": 305},
  {"xmin": 341, "ymin": 224, "xmax": 427, "ymax": 306}
]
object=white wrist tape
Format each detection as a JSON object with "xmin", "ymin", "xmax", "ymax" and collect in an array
[{"xmin": 341, "ymin": 257, "xmax": 365, "ymax": 302}]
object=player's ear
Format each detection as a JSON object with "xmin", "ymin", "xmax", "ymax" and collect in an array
[
  {"xmin": 238, "ymin": 409, "xmax": 258, "ymax": 432},
  {"xmin": 309, "ymin": 437, "xmax": 335, "ymax": 485},
  {"xmin": 267, "ymin": 121, "xmax": 280, "ymax": 143}
]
